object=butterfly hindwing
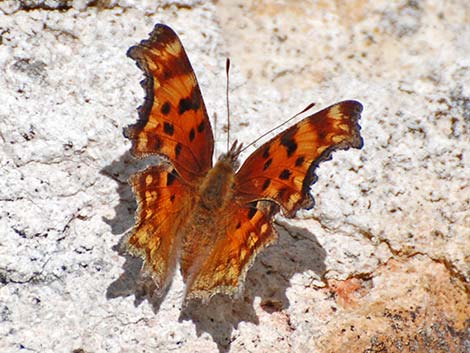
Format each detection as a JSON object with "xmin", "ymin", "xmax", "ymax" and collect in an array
[
  {"xmin": 235, "ymin": 101, "xmax": 363, "ymax": 217},
  {"xmin": 184, "ymin": 200, "xmax": 279, "ymax": 300},
  {"xmin": 124, "ymin": 24, "xmax": 214, "ymax": 182},
  {"xmin": 126, "ymin": 164, "xmax": 193, "ymax": 292}
]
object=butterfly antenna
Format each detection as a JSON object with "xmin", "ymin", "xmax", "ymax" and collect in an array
[
  {"xmin": 226, "ymin": 58, "xmax": 231, "ymax": 153},
  {"xmin": 239, "ymin": 102, "xmax": 316, "ymax": 154}
]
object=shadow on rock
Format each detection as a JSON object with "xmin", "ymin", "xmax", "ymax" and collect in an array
[
  {"xmin": 100, "ymin": 153, "xmax": 327, "ymax": 352},
  {"xmin": 100, "ymin": 151, "xmax": 160, "ymax": 235}
]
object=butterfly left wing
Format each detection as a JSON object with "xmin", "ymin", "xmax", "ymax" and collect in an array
[
  {"xmin": 235, "ymin": 100, "xmax": 363, "ymax": 217},
  {"xmin": 184, "ymin": 200, "xmax": 279, "ymax": 301},
  {"xmin": 124, "ymin": 24, "xmax": 214, "ymax": 182},
  {"xmin": 126, "ymin": 164, "xmax": 193, "ymax": 293}
]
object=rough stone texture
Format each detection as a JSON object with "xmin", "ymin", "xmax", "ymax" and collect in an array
[{"xmin": 0, "ymin": 1, "xmax": 469, "ymax": 352}]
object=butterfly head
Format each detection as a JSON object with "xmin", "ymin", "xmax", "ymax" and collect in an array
[{"xmin": 218, "ymin": 140, "xmax": 243, "ymax": 170}]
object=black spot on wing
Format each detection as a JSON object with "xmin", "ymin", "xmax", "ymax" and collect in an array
[
  {"xmin": 197, "ymin": 121, "xmax": 205, "ymax": 133},
  {"xmin": 262, "ymin": 179, "xmax": 271, "ymax": 191},
  {"xmin": 280, "ymin": 126, "xmax": 298, "ymax": 157},
  {"xmin": 295, "ymin": 156, "xmax": 305, "ymax": 167},
  {"xmin": 178, "ymin": 89, "xmax": 201, "ymax": 115},
  {"xmin": 279, "ymin": 169, "xmax": 291, "ymax": 180},
  {"xmin": 263, "ymin": 158, "xmax": 272, "ymax": 171},
  {"xmin": 175, "ymin": 143, "xmax": 182, "ymax": 158},
  {"xmin": 166, "ymin": 171, "xmax": 176, "ymax": 186},
  {"xmin": 236, "ymin": 222, "xmax": 241, "ymax": 229},
  {"xmin": 178, "ymin": 97, "xmax": 192, "ymax": 115},
  {"xmin": 281, "ymin": 139, "xmax": 297, "ymax": 157},
  {"xmin": 161, "ymin": 101, "xmax": 171, "ymax": 115},
  {"xmin": 163, "ymin": 122, "xmax": 174, "ymax": 136},
  {"xmin": 262, "ymin": 146, "xmax": 270, "ymax": 159},
  {"xmin": 189, "ymin": 128, "xmax": 195, "ymax": 141},
  {"xmin": 170, "ymin": 194, "xmax": 175, "ymax": 203}
]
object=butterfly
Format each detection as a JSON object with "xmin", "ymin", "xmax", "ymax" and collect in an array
[{"xmin": 123, "ymin": 24, "xmax": 363, "ymax": 302}]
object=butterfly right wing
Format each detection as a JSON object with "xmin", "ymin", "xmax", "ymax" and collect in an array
[
  {"xmin": 235, "ymin": 101, "xmax": 363, "ymax": 217},
  {"xmin": 126, "ymin": 164, "xmax": 193, "ymax": 293}
]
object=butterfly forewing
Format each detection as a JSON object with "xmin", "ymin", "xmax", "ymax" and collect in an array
[
  {"xmin": 235, "ymin": 100, "xmax": 363, "ymax": 217},
  {"xmin": 124, "ymin": 24, "xmax": 214, "ymax": 182}
]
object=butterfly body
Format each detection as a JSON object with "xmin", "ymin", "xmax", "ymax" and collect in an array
[
  {"xmin": 179, "ymin": 155, "xmax": 237, "ymax": 280},
  {"xmin": 124, "ymin": 24, "xmax": 364, "ymax": 302}
]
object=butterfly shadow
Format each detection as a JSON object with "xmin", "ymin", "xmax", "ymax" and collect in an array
[
  {"xmin": 100, "ymin": 151, "xmax": 162, "ymax": 235},
  {"xmin": 100, "ymin": 153, "xmax": 327, "ymax": 352}
]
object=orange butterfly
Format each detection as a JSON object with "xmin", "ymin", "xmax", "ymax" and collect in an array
[{"xmin": 124, "ymin": 24, "xmax": 363, "ymax": 302}]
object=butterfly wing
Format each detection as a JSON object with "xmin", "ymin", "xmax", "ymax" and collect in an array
[
  {"xmin": 126, "ymin": 164, "xmax": 193, "ymax": 292},
  {"xmin": 184, "ymin": 200, "xmax": 279, "ymax": 301},
  {"xmin": 124, "ymin": 24, "xmax": 214, "ymax": 182},
  {"xmin": 235, "ymin": 100, "xmax": 363, "ymax": 217}
]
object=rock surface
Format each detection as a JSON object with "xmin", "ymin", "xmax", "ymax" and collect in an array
[{"xmin": 0, "ymin": 1, "xmax": 469, "ymax": 352}]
